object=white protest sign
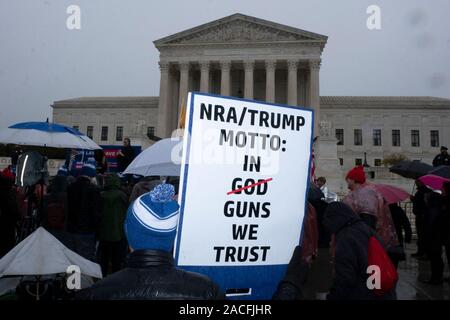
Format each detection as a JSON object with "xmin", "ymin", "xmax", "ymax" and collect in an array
[{"xmin": 175, "ymin": 92, "xmax": 313, "ymax": 267}]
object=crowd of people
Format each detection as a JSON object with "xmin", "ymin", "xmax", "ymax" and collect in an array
[{"xmin": 0, "ymin": 141, "xmax": 449, "ymax": 300}]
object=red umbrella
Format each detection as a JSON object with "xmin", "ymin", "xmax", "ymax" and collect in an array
[
  {"xmin": 369, "ymin": 183, "xmax": 411, "ymax": 204},
  {"xmin": 419, "ymin": 174, "xmax": 450, "ymax": 191}
]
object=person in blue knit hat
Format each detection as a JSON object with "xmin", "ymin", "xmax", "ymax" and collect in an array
[
  {"xmin": 80, "ymin": 158, "xmax": 97, "ymax": 178},
  {"xmin": 77, "ymin": 183, "xmax": 224, "ymax": 300},
  {"xmin": 124, "ymin": 183, "xmax": 180, "ymax": 252}
]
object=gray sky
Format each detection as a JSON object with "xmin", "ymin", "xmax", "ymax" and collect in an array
[{"xmin": 0, "ymin": 0, "xmax": 449, "ymax": 128}]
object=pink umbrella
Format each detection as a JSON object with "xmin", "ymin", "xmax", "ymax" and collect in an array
[
  {"xmin": 419, "ymin": 174, "xmax": 450, "ymax": 191},
  {"xmin": 368, "ymin": 183, "xmax": 411, "ymax": 204}
]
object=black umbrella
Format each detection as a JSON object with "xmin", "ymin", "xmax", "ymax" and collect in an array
[
  {"xmin": 389, "ymin": 160, "xmax": 433, "ymax": 179},
  {"xmin": 429, "ymin": 165, "xmax": 450, "ymax": 179}
]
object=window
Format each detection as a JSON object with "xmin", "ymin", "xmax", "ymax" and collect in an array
[
  {"xmin": 73, "ymin": 125, "xmax": 79, "ymax": 131},
  {"xmin": 373, "ymin": 129, "xmax": 382, "ymax": 146},
  {"xmin": 335, "ymin": 129, "xmax": 344, "ymax": 145},
  {"xmin": 354, "ymin": 129, "xmax": 362, "ymax": 146},
  {"xmin": 374, "ymin": 159, "xmax": 382, "ymax": 167},
  {"xmin": 147, "ymin": 126, "xmax": 155, "ymax": 137},
  {"xmin": 86, "ymin": 126, "xmax": 93, "ymax": 139},
  {"xmin": 339, "ymin": 158, "xmax": 344, "ymax": 166},
  {"xmin": 116, "ymin": 126, "xmax": 123, "ymax": 142},
  {"xmin": 392, "ymin": 130, "xmax": 401, "ymax": 147},
  {"xmin": 355, "ymin": 158, "xmax": 363, "ymax": 166},
  {"xmin": 101, "ymin": 126, "xmax": 108, "ymax": 141},
  {"xmin": 430, "ymin": 130, "xmax": 439, "ymax": 147},
  {"xmin": 411, "ymin": 130, "xmax": 420, "ymax": 147}
]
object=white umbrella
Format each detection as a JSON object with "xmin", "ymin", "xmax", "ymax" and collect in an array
[
  {"xmin": 0, "ymin": 121, "xmax": 101, "ymax": 150},
  {"xmin": 123, "ymin": 137, "xmax": 184, "ymax": 176},
  {"xmin": 0, "ymin": 227, "xmax": 102, "ymax": 278}
]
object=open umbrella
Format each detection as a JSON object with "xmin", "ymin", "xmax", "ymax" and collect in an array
[
  {"xmin": 0, "ymin": 121, "xmax": 101, "ymax": 150},
  {"xmin": 0, "ymin": 227, "xmax": 102, "ymax": 278},
  {"xmin": 418, "ymin": 174, "xmax": 450, "ymax": 191},
  {"xmin": 428, "ymin": 165, "xmax": 450, "ymax": 179},
  {"xmin": 389, "ymin": 160, "xmax": 433, "ymax": 179},
  {"xmin": 0, "ymin": 227, "xmax": 102, "ymax": 299},
  {"xmin": 123, "ymin": 137, "xmax": 184, "ymax": 176},
  {"xmin": 369, "ymin": 183, "xmax": 411, "ymax": 204}
]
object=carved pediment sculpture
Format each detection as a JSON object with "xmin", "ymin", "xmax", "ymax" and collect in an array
[
  {"xmin": 154, "ymin": 14, "xmax": 327, "ymax": 47},
  {"xmin": 167, "ymin": 20, "xmax": 309, "ymax": 44}
]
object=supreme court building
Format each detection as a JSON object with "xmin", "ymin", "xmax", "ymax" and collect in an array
[
  {"xmin": 52, "ymin": 14, "xmax": 450, "ymax": 183},
  {"xmin": 152, "ymin": 14, "xmax": 325, "ymax": 138}
]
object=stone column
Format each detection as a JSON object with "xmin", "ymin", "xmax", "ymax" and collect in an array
[
  {"xmin": 265, "ymin": 60, "xmax": 276, "ymax": 103},
  {"xmin": 309, "ymin": 59, "xmax": 321, "ymax": 135},
  {"xmin": 156, "ymin": 61, "xmax": 172, "ymax": 138},
  {"xmin": 220, "ymin": 60, "xmax": 231, "ymax": 96},
  {"xmin": 199, "ymin": 61, "xmax": 210, "ymax": 93},
  {"xmin": 244, "ymin": 60, "xmax": 255, "ymax": 100},
  {"xmin": 178, "ymin": 62, "xmax": 190, "ymax": 109},
  {"xmin": 287, "ymin": 59, "xmax": 298, "ymax": 106},
  {"xmin": 305, "ymin": 68, "xmax": 310, "ymax": 107}
]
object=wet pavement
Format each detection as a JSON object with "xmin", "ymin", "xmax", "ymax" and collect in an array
[
  {"xmin": 397, "ymin": 243, "xmax": 450, "ymax": 300},
  {"xmin": 303, "ymin": 243, "xmax": 450, "ymax": 300}
]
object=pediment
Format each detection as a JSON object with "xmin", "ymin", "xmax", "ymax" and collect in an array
[{"xmin": 154, "ymin": 14, "xmax": 327, "ymax": 46}]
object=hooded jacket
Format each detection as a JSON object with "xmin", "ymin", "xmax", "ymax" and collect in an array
[{"xmin": 324, "ymin": 202, "xmax": 385, "ymax": 300}]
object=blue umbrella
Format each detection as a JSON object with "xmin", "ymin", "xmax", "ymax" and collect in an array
[{"xmin": 0, "ymin": 121, "xmax": 101, "ymax": 150}]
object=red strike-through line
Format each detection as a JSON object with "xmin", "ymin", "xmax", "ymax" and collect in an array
[{"xmin": 227, "ymin": 178, "xmax": 273, "ymax": 195}]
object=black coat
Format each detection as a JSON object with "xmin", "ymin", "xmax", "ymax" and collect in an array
[
  {"xmin": 0, "ymin": 177, "xmax": 19, "ymax": 257},
  {"xmin": 424, "ymin": 192, "xmax": 446, "ymax": 248},
  {"xmin": 442, "ymin": 196, "xmax": 450, "ymax": 245},
  {"xmin": 389, "ymin": 204, "xmax": 412, "ymax": 245},
  {"xmin": 272, "ymin": 246, "xmax": 308, "ymax": 300},
  {"xmin": 117, "ymin": 146, "xmax": 135, "ymax": 172},
  {"xmin": 412, "ymin": 186, "xmax": 430, "ymax": 216},
  {"xmin": 66, "ymin": 176, "xmax": 101, "ymax": 234},
  {"xmin": 324, "ymin": 202, "xmax": 392, "ymax": 300},
  {"xmin": 77, "ymin": 250, "xmax": 224, "ymax": 300},
  {"xmin": 432, "ymin": 153, "xmax": 450, "ymax": 167}
]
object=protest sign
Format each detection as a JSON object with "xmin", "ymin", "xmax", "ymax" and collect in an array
[{"xmin": 175, "ymin": 92, "xmax": 313, "ymax": 299}]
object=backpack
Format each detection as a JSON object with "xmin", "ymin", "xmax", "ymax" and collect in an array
[{"xmin": 367, "ymin": 236, "xmax": 398, "ymax": 296}]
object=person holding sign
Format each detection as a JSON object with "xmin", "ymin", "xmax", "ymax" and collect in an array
[{"xmin": 78, "ymin": 184, "xmax": 224, "ymax": 300}]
